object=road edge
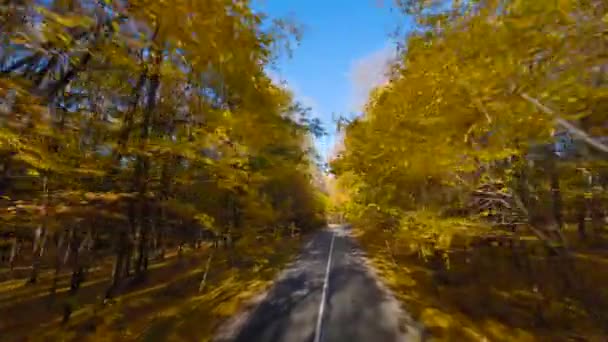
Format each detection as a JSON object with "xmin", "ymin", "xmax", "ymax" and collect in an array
[
  {"xmin": 212, "ymin": 233, "xmax": 318, "ymax": 342},
  {"xmin": 345, "ymin": 228, "xmax": 427, "ymax": 341}
]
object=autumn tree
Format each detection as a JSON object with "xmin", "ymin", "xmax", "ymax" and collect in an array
[
  {"xmin": 332, "ymin": 0, "xmax": 608, "ymax": 248},
  {"xmin": 0, "ymin": 0, "xmax": 326, "ymax": 324}
]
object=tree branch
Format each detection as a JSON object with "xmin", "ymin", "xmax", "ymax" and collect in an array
[
  {"xmin": 1, "ymin": 54, "xmax": 39, "ymax": 74},
  {"xmin": 521, "ymin": 93, "xmax": 608, "ymax": 154}
]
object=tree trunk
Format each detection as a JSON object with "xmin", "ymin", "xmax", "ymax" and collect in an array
[
  {"xmin": 157, "ymin": 157, "xmax": 175, "ymax": 261},
  {"xmin": 549, "ymin": 160, "xmax": 563, "ymax": 231},
  {"xmin": 124, "ymin": 237, "xmax": 133, "ymax": 278},
  {"xmin": 9, "ymin": 237, "xmax": 19, "ymax": 273},
  {"xmin": 132, "ymin": 50, "xmax": 160, "ymax": 278},
  {"xmin": 578, "ymin": 196, "xmax": 587, "ymax": 240},
  {"xmin": 49, "ymin": 228, "xmax": 68, "ymax": 305},
  {"xmin": 199, "ymin": 251, "xmax": 214, "ymax": 293},
  {"xmin": 28, "ymin": 225, "xmax": 47, "ymax": 284},
  {"xmin": 28, "ymin": 175, "xmax": 49, "ymax": 284},
  {"xmin": 515, "ymin": 160, "xmax": 531, "ymax": 217},
  {"xmin": 105, "ymin": 230, "xmax": 127, "ymax": 300},
  {"xmin": 135, "ymin": 201, "xmax": 150, "ymax": 278},
  {"xmin": 591, "ymin": 176, "xmax": 604, "ymax": 236},
  {"xmin": 124, "ymin": 200, "xmax": 137, "ymax": 278},
  {"xmin": 113, "ymin": 71, "xmax": 147, "ymax": 165},
  {"xmin": 62, "ymin": 231, "xmax": 83, "ymax": 325},
  {"xmin": 79, "ymin": 227, "xmax": 95, "ymax": 282},
  {"xmin": 0, "ymin": 154, "xmax": 12, "ymax": 193},
  {"xmin": 158, "ymin": 206, "xmax": 166, "ymax": 260}
]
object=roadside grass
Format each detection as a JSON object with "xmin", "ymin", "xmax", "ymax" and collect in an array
[
  {"xmin": 0, "ymin": 236, "xmax": 302, "ymax": 342},
  {"xmin": 353, "ymin": 225, "xmax": 608, "ymax": 342}
]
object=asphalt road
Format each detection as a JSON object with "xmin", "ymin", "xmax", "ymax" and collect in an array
[{"xmin": 215, "ymin": 225, "xmax": 424, "ymax": 342}]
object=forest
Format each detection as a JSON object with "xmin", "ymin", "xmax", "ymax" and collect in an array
[
  {"xmin": 329, "ymin": 0, "xmax": 608, "ymax": 340},
  {"xmin": 0, "ymin": 0, "xmax": 326, "ymax": 340},
  {"xmin": 4, "ymin": 0, "xmax": 608, "ymax": 341}
]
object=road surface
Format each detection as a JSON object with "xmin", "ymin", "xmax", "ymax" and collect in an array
[{"xmin": 214, "ymin": 225, "xmax": 424, "ymax": 342}]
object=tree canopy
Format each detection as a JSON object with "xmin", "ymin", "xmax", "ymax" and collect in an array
[{"xmin": 0, "ymin": 0, "xmax": 326, "ymax": 329}]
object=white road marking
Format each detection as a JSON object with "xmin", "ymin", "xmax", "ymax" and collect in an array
[{"xmin": 313, "ymin": 231, "xmax": 336, "ymax": 342}]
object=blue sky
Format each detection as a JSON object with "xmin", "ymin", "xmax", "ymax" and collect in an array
[{"xmin": 253, "ymin": 0, "xmax": 410, "ymax": 163}]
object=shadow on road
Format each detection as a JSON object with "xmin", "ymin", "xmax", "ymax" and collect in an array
[
  {"xmin": 233, "ymin": 272, "xmax": 322, "ymax": 342},
  {"xmin": 323, "ymin": 230, "xmax": 419, "ymax": 342},
  {"xmin": 231, "ymin": 231, "xmax": 334, "ymax": 342},
  {"xmin": 226, "ymin": 228, "xmax": 423, "ymax": 342}
]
